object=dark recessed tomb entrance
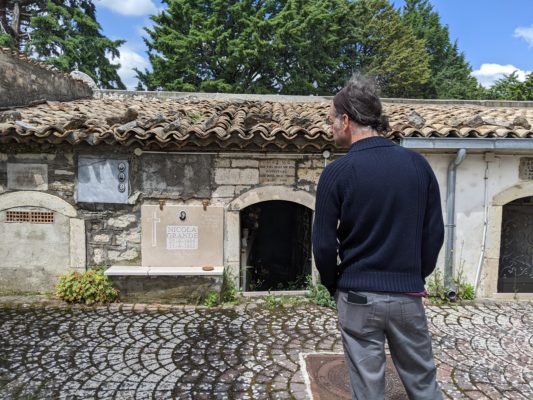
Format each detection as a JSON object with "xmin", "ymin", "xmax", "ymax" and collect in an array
[
  {"xmin": 498, "ymin": 195, "xmax": 533, "ymax": 293},
  {"xmin": 241, "ymin": 201, "xmax": 313, "ymax": 291}
]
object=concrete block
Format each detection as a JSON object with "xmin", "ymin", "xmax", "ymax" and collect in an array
[
  {"xmin": 70, "ymin": 218, "xmax": 86, "ymax": 270},
  {"xmin": 0, "ymin": 153, "xmax": 7, "ymax": 162}
]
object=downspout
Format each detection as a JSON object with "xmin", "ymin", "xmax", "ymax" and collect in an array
[
  {"xmin": 444, "ymin": 148, "xmax": 466, "ymax": 301},
  {"xmin": 474, "ymin": 158, "xmax": 490, "ymax": 296}
]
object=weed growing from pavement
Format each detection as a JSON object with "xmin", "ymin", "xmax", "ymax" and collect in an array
[
  {"xmin": 203, "ymin": 291, "xmax": 219, "ymax": 307},
  {"xmin": 427, "ymin": 268, "xmax": 475, "ymax": 305},
  {"xmin": 204, "ymin": 269, "xmax": 243, "ymax": 307},
  {"xmin": 305, "ymin": 276, "xmax": 336, "ymax": 309}
]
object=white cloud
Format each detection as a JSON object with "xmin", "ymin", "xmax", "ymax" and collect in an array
[
  {"xmin": 96, "ymin": 0, "xmax": 158, "ymax": 17},
  {"xmin": 471, "ymin": 63, "xmax": 530, "ymax": 88},
  {"xmin": 110, "ymin": 46, "xmax": 150, "ymax": 89},
  {"xmin": 514, "ymin": 25, "xmax": 533, "ymax": 47}
]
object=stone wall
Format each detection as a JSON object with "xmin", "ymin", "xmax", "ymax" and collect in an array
[
  {"xmin": 0, "ymin": 48, "xmax": 92, "ymax": 108},
  {"xmin": 0, "ymin": 145, "xmax": 330, "ymax": 293}
]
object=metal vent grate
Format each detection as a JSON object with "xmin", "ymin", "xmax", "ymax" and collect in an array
[{"xmin": 6, "ymin": 211, "xmax": 54, "ymax": 224}]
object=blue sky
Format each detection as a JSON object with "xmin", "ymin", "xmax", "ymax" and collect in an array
[{"xmin": 94, "ymin": 0, "xmax": 533, "ymax": 91}]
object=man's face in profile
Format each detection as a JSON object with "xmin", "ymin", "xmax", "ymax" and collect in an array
[{"xmin": 328, "ymin": 104, "xmax": 351, "ymax": 147}]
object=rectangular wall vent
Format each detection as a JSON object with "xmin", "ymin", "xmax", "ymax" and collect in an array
[{"xmin": 6, "ymin": 211, "xmax": 55, "ymax": 224}]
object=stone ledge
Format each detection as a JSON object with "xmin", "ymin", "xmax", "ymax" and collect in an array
[{"xmin": 105, "ymin": 265, "xmax": 224, "ymax": 277}]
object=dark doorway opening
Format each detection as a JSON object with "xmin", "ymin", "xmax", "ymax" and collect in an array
[
  {"xmin": 241, "ymin": 201, "xmax": 313, "ymax": 291},
  {"xmin": 498, "ymin": 196, "xmax": 533, "ymax": 293}
]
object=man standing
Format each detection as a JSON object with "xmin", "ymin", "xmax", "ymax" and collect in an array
[{"xmin": 312, "ymin": 76, "xmax": 444, "ymax": 400}]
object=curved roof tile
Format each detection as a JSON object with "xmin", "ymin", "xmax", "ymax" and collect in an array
[{"xmin": 0, "ymin": 96, "xmax": 531, "ymax": 151}]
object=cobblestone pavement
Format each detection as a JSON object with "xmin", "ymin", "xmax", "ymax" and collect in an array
[{"xmin": 0, "ymin": 300, "xmax": 531, "ymax": 399}]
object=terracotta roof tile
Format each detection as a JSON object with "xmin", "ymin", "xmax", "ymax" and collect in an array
[{"xmin": 0, "ymin": 96, "xmax": 531, "ymax": 151}]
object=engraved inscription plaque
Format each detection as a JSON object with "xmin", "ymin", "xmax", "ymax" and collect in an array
[
  {"xmin": 7, "ymin": 163, "xmax": 48, "ymax": 190},
  {"xmin": 141, "ymin": 205, "xmax": 223, "ymax": 268},
  {"xmin": 259, "ymin": 159, "xmax": 296, "ymax": 185},
  {"xmin": 519, "ymin": 158, "xmax": 533, "ymax": 180}
]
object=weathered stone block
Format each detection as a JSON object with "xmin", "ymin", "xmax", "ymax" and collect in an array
[
  {"xmin": 212, "ymin": 185, "xmax": 236, "ymax": 198},
  {"xmin": 108, "ymin": 214, "xmax": 137, "ymax": 228},
  {"xmin": 54, "ymin": 170, "xmax": 74, "ymax": 176},
  {"xmin": 214, "ymin": 158, "xmax": 231, "ymax": 168},
  {"xmin": 215, "ymin": 169, "xmax": 259, "ymax": 185},
  {"xmin": 297, "ymin": 168, "xmax": 322, "ymax": 184},
  {"xmin": 141, "ymin": 153, "xmax": 212, "ymax": 198},
  {"xmin": 14, "ymin": 153, "xmax": 56, "ymax": 161},
  {"xmin": 93, "ymin": 234, "xmax": 110, "ymax": 243},
  {"xmin": 108, "ymin": 248, "xmax": 139, "ymax": 262},
  {"xmin": 49, "ymin": 181, "xmax": 75, "ymax": 192},
  {"xmin": 231, "ymin": 159, "xmax": 259, "ymax": 168},
  {"xmin": 0, "ymin": 153, "xmax": 7, "ymax": 162},
  {"xmin": 93, "ymin": 248, "xmax": 106, "ymax": 265},
  {"xmin": 109, "ymin": 275, "xmax": 222, "ymax": 304}
]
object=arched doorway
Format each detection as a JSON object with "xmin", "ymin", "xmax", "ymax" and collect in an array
[
  {"xmin": 240, "ymin": 201, "xmax": 313, "ymax": 291},
  {"xmin": 498, "ymin": 195, "xmax": 533, "ymax": 293},
  {"xmin": 224, "ymin": 186, "xmax": 316, "ymax": 291}
]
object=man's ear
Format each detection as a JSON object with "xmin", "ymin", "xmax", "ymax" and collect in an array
[{"xmin": 342, "ymin": 114, "xmax": 351, "ymax": 133}]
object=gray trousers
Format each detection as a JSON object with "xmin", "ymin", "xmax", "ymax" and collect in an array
[{"xmin": 336, "ymin": 291, "xmax": 443, "ymax": 400}]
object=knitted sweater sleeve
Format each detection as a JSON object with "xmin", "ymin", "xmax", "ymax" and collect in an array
[
  {"xmin": 312, "ymin": 163, "xmax": 344, "ymax": 295},
  {"xmin": 421, "ymin": 167, "xmax": 445, "ymax": 279}
]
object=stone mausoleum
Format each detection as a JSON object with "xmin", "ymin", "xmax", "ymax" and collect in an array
[{"xmin": 1, "ymin": 48, "xmax": 532, "ymax": 301}]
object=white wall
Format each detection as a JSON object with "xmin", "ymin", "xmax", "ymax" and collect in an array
[{"xmin": 424, "ymin": 152, "xmax": 530, "ymax": 297}]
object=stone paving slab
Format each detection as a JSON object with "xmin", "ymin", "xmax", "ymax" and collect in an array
[{"xmin": 0, "ymin": 300, "xmax": 531, "ymax": 399}]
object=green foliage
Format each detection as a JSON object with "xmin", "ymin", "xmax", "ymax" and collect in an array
[
  {"xmin": 0, "ymin": 1, "xmax": 46, "ymax": 50},
  {"xmin": 138, "ymin": 0, "xmax": 430, "ymax": 95},
  {"xmin": 220, "ymin": 269, "xmax": 239, "ymax": 304},
  {"xmin": 55, "ymin": 267, "xmax": 119, "ymax": 305},
  {"xmin": 28, "ymin": 0, "xmax": 125, "ymax": 89},
  {"xmin": 483, "ymin": 71, "xmax": 533, "ymax": 101},
  {"xmin": 263, "ymin": 291, "xmax": 306, "ymax": 309},
  {"xmin": 427, "ymin": 268, "xmax": 475, "ymax": 305},
  {"xmin": 400, "ymin": 0, "xmax": 479, "ymax": 99},
  {"xmin": 0, "ymin": 33, "xmax": 15, "ymax": 47},
  {"xmin": 203, "ymin": 291, "xmax": 220, "ymax": 307},
  {"xmin": 305, "ymin": 276, "xmax": 336, "ymax": 309}
]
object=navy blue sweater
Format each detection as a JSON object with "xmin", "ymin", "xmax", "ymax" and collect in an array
[{"xmin": 312, "ymin": 136, "xmax": 444, "ymax": 295}]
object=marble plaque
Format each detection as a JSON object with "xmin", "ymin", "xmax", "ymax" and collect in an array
[
  {"xmin": 519, "ymin": 158, "xmax": 533, "ymax": 180},
  {"xmin": 7, "ymin": 163, "xmax": 48, "ymax": 190},
  {"xmin": 259, "ymin": 159, "xmax": 295, "ymax": 185},
  {"xmin": 77, "ymin": 157, "xmax": 129, "ymax": 203},
  {"xmin": 141, "ymin": 204, "xmax": 223, "ymax": 268}
]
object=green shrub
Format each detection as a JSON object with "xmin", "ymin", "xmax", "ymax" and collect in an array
[
  {"xmin": 55, "ymin": 268, "xmax": 119, "ymax": 305},
  {"xmin": 305, "ymin": 276, "xmax": 336, "ymax": 309}
]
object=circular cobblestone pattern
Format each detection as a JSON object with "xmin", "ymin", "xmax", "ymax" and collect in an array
[{"xmin": 0, "ymin": 300, "xmax": 531, "ymax": 399}]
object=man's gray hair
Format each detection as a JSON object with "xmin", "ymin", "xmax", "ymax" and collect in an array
[{"xmin": 333, "ymin": 74, "xmax": 390, "ymax": 133}]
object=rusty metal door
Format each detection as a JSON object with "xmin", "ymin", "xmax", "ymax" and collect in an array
[{"xmin": 498, "ymin": 197, "xmax": 533, "ymax": 293}]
